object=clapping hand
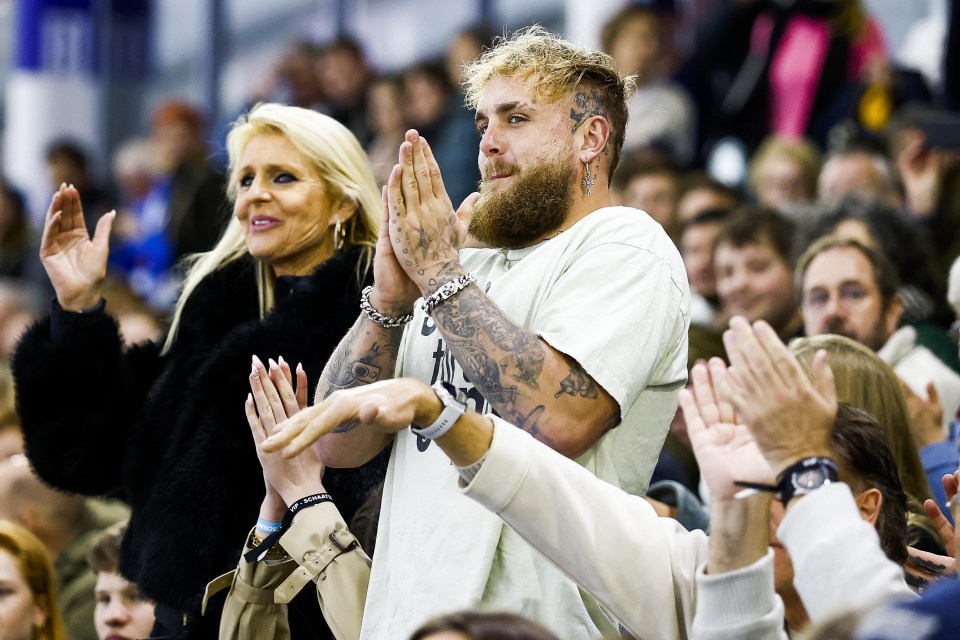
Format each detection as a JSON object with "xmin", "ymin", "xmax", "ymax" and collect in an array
[
  {"xmin": 679, "ymin": 358, "xmax": 775, "ymax": 502},
  {"xmin": 386, "ymin": 130, "xmax": 464, "ymax": 294},
  {"xmin": 246, "ymin": 356, "xmax": 325, "ymax": 515},
  {"xmin": 39, "ymin": 184, "xmax": 115, "ymax": 311},
  {"xmin": 720, "ymin": 317, "xmax": 836, "ymax": 476}
]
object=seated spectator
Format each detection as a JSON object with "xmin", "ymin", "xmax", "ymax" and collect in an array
[
  {"xmin": 692, "ymin": 0, "xmax": 888, "ymax": 152},
  {"xmin": 46, "ymin": 139, "xmax": 114, "ymax": 236},
  {"xmin": 748, "ymin": 135, "xmax": 821, "ymax": 211},
  {"xmin": 713, "ymin": 207, "xmax": 803, "ymax": 339},
  {"xmin": 818, "ymin": 146, "xmax": 902, "ymax": 206},
  {"xmin": 116, "ymin": 100, "xmax": 228, "ymax": 311},
  {"xmin": 676, "ymin": 171, "xmax": 742, "ymax": 224},
  {"xmin": 612, "ymin": 156, "xmax": 681, "ymax": 238},
  {"xmin": 601, "ymin": 3, "xmax": 696, "ymax": 164},
  {"xmin": 0, "ymin": 280, "xmax": 44, "ymax": 360},
  {"xmin": 790, "ymin": 335, "xmax": 948, "ymax": 545},
  {"xmin": 888, "ymin": 106, "xmax": 960, "ymax": 279},
  {"xmin": 317, "ymin": 36, "xmax": 374, "ymax": 147},
  {"xmin": 798, "ymin": 236, "xmax": 960, "ymax": 433},
  {"xmin": 0, "ymin": 362, "xmax": 24, "ymax": 461},
  {"xmin": 402, "ymin": 61, "xmax": 479, "ymax": 207},
  {"xmin": 0, "ymin": 519, "xmax": 68, "ymax": 640},
  {"xmin": 411, "ymin": 611, "xmax": 559, "ymax": 640},
  {"xmin": 0, "ymin": 179, "xmax": 33, "ymax": 279},
  {"xmin": 87, "ymin": 523, "xmax": 155, "ymax": 640},
  {"xmin": 679, "ymin": 208, "xmax": 731, "ymax": 326},
  {"xmin": 0, "ymin": 456, "xmax": 129, "ymax": 640},
  {"xmin": 802, "ymin": 195, "xmax": 951, "ymax": 327},
  {"xmin": 249, "ymin": 40, "xmax": 325, "ymax": 110},
  {"xmin": 365, "ymin": 75, "xmax": 407, "ymax": 187}
]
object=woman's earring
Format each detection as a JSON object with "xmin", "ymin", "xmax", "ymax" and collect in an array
[{"xmin": 334, "ymin": 220, "xmax": 345, "ymax": 251}]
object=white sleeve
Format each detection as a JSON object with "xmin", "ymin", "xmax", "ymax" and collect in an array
[
  {"xmin": 461, "ymin": 417, "xmax": 706, "ymax": 640},
  {"xmin": 692, "ymin": 550, "xmax": 787, "ymax": 640},
  {"xmin": 779, "ymin": 483, "xmax": 916, "ymax": 624},
  {"xmin": 534, "ymin": 241, "xmax": 688, "ymax": 413}
]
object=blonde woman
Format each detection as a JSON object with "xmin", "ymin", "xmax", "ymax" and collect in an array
[{"xmin": 12, "ymin": 103, "xmax": 388, "ymax": 639}]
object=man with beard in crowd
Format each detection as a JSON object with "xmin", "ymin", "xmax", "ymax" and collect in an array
[
  {"xmin": 261, "ymin": 26, "xmax": 689, "ymax": 639},
  {"xmin": 799, "ymin": 235, "xmax": 960, "ymax": 432}
]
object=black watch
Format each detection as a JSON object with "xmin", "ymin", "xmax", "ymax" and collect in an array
[{"xmin": 777, "ymin": 457, "xmax": 838, "ymax": 506}]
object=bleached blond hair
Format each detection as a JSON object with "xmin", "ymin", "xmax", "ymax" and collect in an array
[
  {"xmin": 162, "ymin": 103, "xmax": 380, "ymax": 354},
  {"xmin": 462, "ymin": 25, "xmax": 636, "ymax": 179}
]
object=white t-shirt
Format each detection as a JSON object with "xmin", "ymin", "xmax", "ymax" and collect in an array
[{"xmin": 359, "ymin": 206, "xmax": 690, "ymax": 639}]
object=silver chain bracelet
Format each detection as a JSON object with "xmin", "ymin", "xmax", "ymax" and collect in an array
[
  {"xmin": 421, "ymin": 273, "xmax": 477, "ymax": 313},
  {"xmin": 360, "ymin": 286, "xmax": 414, "ymax": 328}
]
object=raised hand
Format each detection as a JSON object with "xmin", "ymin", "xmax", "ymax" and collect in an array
[
  {"xmin": 898, "ymin": 133, "xmax": 943, "ymax": 219},
  {"xmin": 720, "ymin": 316, "xmax": 837, "ymax": 476},
  {"xmin": 386, "ymin": 130, "xmax": 464, "ymax": 294},
  {"xmin": 922, "ymin": 470, "xmax": 958, "ymax": 561},
  {"xmin": 370, "ymin": 182, "xmax": 421, "ymax": 317},
  {"xmin": 901, "ymin": 380, "xmax": 946, "ymax": 449},
  {"xmin": 246, "ymin": 355, "xmax": 325, "ymax": 508},
  {"xmin": 39, "ymin": 184, "xmax": 115, "ymax": 311},
  {"xmin": 261, "ymin": 378, "xmax": 439, "ymax": 457},
  {"xmin": 679, "ymin": 358, "xmax": 775, "ymax": 502}
]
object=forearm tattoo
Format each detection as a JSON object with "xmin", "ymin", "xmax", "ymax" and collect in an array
[
  {"xmin": 431, "ymin": 269, "xmax": 613, "ymax": 445},
  {"xmin": 317, "ymin": 315, "xmax": 404, "ymax": 433}
]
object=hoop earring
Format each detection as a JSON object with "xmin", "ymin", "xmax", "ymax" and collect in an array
[
  {"xmin": 333, "ymin": 220, "xmax": 345, "ymax": 252},
  {"xmin": 581, "ymin": 159, "xmax": 595, "ymax": 197}
]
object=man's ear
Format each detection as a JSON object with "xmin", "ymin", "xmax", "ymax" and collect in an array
[
  {"xmin": 577, "ymin": 115, "xmax": 611, "ymax": 166},
  {"xmin": 855, "ymin": 487, "xmax": 883, "ymax": 526}
]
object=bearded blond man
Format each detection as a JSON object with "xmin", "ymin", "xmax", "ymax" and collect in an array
[{"xmin": 263, "ymin": 26, "xmax": 690, "ymax": 639}]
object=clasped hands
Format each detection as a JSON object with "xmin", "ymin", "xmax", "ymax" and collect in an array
[{"xmin": 370, "ymin": 129, "xmax": 479, "ymax": 316}]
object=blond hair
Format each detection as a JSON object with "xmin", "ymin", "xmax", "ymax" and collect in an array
[
  {"xmin": 748, "ymin": 135, "xmax": 821, "ymax": 198},
  {"xmin": 789, "ymin": 334, "xmax": 931, "ymax": 501},
  {"xmin": 162, "ymin": 103, "xmax": 380, "ymax": 353},
  {"xmin": 462, "ymin": 25, "xmax": 636, "ymax": 178}
]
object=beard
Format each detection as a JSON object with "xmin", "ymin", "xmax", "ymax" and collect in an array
[
  {"xmin": 821, "ymin": 316, "xmax": 888, "ymax": 351},
  {"xmin": 469, "ymin": 154, "xmax": 574, "ymax": 250}
]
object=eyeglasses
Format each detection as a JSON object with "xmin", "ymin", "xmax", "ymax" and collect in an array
[{"xmin": 803, "ymin": 284, "xmax": 871, "ymax": 310}]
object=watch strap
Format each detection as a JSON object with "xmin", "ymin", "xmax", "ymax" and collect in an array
[{"xmin": 410, "ymin": 382, "xmax": 466, "ymax": 440}]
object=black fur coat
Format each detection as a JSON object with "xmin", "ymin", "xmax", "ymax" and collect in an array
[{"xmin": 13, "ymin": 247, "xmax": 387, "ymax": 638}]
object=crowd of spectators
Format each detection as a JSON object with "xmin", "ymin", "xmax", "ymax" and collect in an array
[{"xmin": 0, "ymin": 0, "xmax": 958, "ymax": 639}]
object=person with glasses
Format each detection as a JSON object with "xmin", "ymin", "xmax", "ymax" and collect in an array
[{"xmin": 799, "ymin": 237, "xmax": 960, "ymax": 520}]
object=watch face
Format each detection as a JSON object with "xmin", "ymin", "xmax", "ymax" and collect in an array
[{"xmin": 794, "ymin": 468, "xmax": 828, "ymax": 490}]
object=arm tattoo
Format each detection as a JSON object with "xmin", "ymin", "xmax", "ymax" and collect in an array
[
  {"xmin": 431, "ymin": 274, "xmax": 553, "ymax": 440},
  {"xmin": 555, "ymin": 353, "xmax": 598, "ymax": 399},
  {"xmin": 430, "ymin": 267, "xmax": 616, "ymax": 448},
  {"xmin": 569, "ymin": 88, "xmax": 609, "ymax": 133},
  {"xmin": 319, "ymin": 316, "xmax": 404, "ymax": 433}
]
